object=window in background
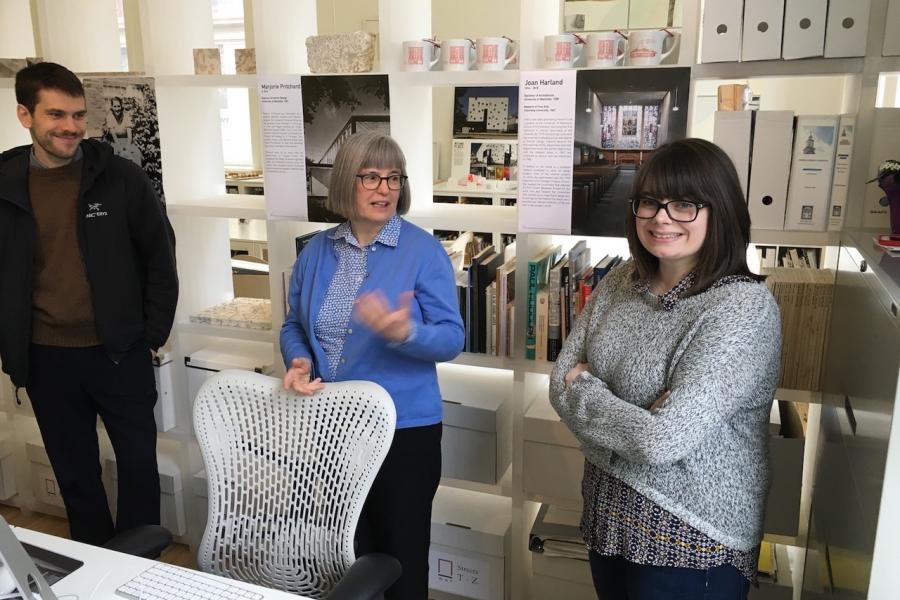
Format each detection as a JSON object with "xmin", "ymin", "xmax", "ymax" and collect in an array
[{"xmin": 213, "ymin": 0, "xmax": 254, "ymax": 169}]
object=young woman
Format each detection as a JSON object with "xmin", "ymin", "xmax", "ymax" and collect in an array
[
  {"xmin": 550, "ymin": 138, "xmax": 782, "ymax": 599},
  {"xmin": 280, "ymin": 131, "xmax": 465, "ymax": 600}
]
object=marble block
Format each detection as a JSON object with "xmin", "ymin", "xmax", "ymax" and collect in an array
[
  {"xmin": 306, "ymin": 31, "xmax": 375, "ymax": 73},
  {"xmin": 193, "ymin": 48, "xmax": 222, "ymax": 75},
  {"xmin": 235, "ymin": 48, "xmax": 256, "ymax": 74},
  {"xmin": 189, "ymin": 298, "xmax": 272, "ymax": 330}
]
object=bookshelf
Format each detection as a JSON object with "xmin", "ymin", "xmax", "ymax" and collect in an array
[{"xmin": 0, "ymin": 0, "xmax": 899, "ymax": 599}]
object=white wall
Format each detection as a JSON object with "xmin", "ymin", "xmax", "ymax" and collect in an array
[{"xmin": 0, "ymin": 0, "xmax": 35, "ymax": 56}]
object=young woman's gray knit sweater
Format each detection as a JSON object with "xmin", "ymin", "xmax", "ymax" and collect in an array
[{"xmin": 549, "ymin": 262, "xmax": 782, "ymax": 552}]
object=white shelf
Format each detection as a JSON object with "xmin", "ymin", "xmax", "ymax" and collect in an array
[
  {"xmin": 166, "ymin": 195, "xmax": 267, "ymax": 219},
  {"xmin": 154, "ymin": 74, "xmax": 258, "ymax": 87},
  {"xmin": 406, "ymin": 203, "xmax": 517, "ymax": 233},
  {"xmin": 692, "ymin": 57, "xmax": 865, "ymax": 80},
  {"xmin": 750, "ymin": 230, "xmax": 840, "ymax": 247},
  {"xmin": 392, "ymin": 70, "xmax": 520, "ymax": 86},
  {"xmin": 177, "ymin": 321, "xmax": 274, "ymax": 343},
  {"xmin": 433, "ymin": 182, "xmax": 517, "ymax": 200}
]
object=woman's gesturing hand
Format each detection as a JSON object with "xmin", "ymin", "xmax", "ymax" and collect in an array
[
  {"xmin": 282, "ymin": 357, "xmax": 325, "ymax": 396},
  {"xmin": 354, "ymin": 290, "xmax": 414, "ymax": 343}
]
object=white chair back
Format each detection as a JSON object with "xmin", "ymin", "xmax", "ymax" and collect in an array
[{"xmin": 194, "ymin": 370, "xmax": 396, "ymax": 599}]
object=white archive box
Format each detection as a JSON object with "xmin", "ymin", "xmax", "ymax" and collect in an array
[
  {"xmin": 528, "ymin": 505, "xmax": 594, "ymax": 600},
  {"xmin": 429, "ymin": 486, "xmax": 511, "ymax": 600},
  {"xmin": 25, "ymin": 438, "xmax": 65, "ymax": 510},
  {"xmin": 523, "ymin": 394, "xmax": 584, "ymax": 509},
  {"xmin": 437, "ymin": 365, "xmax": 512, "ymax": 485},
  {"xmin": 0, "ymin": 435, "xmax": 17, "ymax": 501},
  {"xmin": 713, "ymin": 110, "xmax": 754, "ymax": 200},
  {"xmin": 151, "ymin": 351, "xmax": 175, "ymax": 432},
  {"xmin": 700, "ymin": 0, "xmax": 744, "ymax": 63},
  {"xmin": 823, "ymin": 0, "xmax": 870, "ymax": 58},
  {"xmin": 741, "ymin": 0, "xmax": 786, "ymax": 61},
  {"xmin": 886, "ymin": 0, "xmax": 900, "ymax": 56},
  {"xmin": 747, "ymin": 111, "xmax": 795, "ymax": 230},
  {"xmin": 781, "ymin": 0, "xmax": 827, "ymax": 59},
  {"xmin": 104, "ymin": 450, "xmax": 187, "ymax": 537},
  {"xmin": 184, "ymin": 339, "xmax": 274, "ymax": 411}
]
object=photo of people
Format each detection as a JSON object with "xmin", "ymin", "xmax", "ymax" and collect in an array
[
  {"xmin": 84, "ymin": 77, "xmax": 165, "ymax": 201},
  {"xmin": 570, "ymin": 67, "xmax": 690, "ymax": 237}
]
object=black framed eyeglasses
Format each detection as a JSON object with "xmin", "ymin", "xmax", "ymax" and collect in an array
[
  {"xmin": 356, "ymin": 173, "xmax": 407, "ymax": 191},
  {"xmin": 631, "ymin": 195, "xmax": 708, "ymax": 223}
]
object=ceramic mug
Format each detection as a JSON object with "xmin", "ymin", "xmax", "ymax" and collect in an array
[
  {"xmin": 402, "ymin": 39, "xmax": 441, "ymax": 71},
  {"xmin": 586, "ymin": 31, "xmax": 627, "ymax": 67},
  {"xmin": 543, "ymin": 34, "xmax": 584, "ymax": 69},
  {"xmin": 476, "ymin": 36, "xmax": 518, "ymax": 71},
  {"xmin": 442, "ymin": 38, "xmax": 476, "ymax": 71},
  {"xmin": 626, "ymin": 29, "xmax": 678, "ymax": 66}
]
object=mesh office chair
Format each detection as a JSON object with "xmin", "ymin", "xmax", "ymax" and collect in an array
[{"xmin": 193, "ymin": 370, "xmax": 400, "ymax": 600}]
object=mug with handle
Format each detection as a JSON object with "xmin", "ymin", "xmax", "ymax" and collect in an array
[
  {"xmin": 442, "ymin": 38, "xmax": 476, "ymax": 71},
  {"xmin": 586, "ymin": 30, "xmax": 628, "ymax": 67},
  {"xmin": 626, "ymin": 28, "xmax": 679, "ymax": 66},
  {"xmin": 543, "ymin": 33, "xmax": 585, "ymax": 69},
  {"xmin": 476, "ymin": 36, "xmax": 519, "ymax": 71},
  {"xmin": 402, "ymin": 39, "xmax": 441, "ymax": 71}
]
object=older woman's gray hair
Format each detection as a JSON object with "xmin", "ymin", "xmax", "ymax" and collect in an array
[{"xmin": 326, "ymin": 131, "xmax": 411, "ymax": 219}]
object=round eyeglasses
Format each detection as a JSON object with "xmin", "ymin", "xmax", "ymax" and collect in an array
[
  {"xmin": 356, "ymin": 173, "xmax": 408, "ymax": 191},
  {"xmin": 631, "ymin": 195, "xmax": 708, "ymax": 223}
]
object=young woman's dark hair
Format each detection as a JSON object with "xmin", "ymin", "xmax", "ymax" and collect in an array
[
  {"xmin": 624, "ymin": 137, "xmax": 763, "ymax": 296},
  {"xmin": 15, "ymin": 62, "xmax": 84, "ymax": 114}
]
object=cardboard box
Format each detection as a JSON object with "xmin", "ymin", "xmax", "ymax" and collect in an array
[
  {"xmin": 714, "ymin": 110, "xmax": 755, "ymax": 199},
  {"xmin": 701, "ymin": 0, "xmax": 744, "ymax": 63},
  {"xmin": 523, "ymin": 395, "xmax": 583, "ymax": 510},
  {"xmin": 25, "ymin": 439, "xmax": 65, "ymax": 510},
  {"xmin": 782, "ymin": 0, "xmax": 827, "ymax": 59},
  {"xmin": 741, "ymin": 0, "xmax": 786, "ymax": 61},
  {"xmin": 748, "ymin": 111, "xmax": 795, "ymax": 230},
  {"xmin": 717, "ymin": 84, "xmax": 748, "ymax": 111},
  {"xmin": 824, "ymin": 0, "xmax": 870, "ymax": 58},
  {"xmin": 438, "ymin": 366, "xmax": 512, "ymax": 485},
  {"xmin": 429, "ymin": 486, "xmax": 511, "ymax": 600}
]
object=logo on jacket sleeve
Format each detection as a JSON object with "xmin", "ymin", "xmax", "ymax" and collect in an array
[{"xmin": 86, "ymin": 202, "xmax": 108, "ymax": 219}]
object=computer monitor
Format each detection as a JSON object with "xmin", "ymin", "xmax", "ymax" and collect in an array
[{"xmin": 0, "ymin": 516, "xmax": 58, "ymax": 600}]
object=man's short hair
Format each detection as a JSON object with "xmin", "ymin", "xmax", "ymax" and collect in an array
[{"xmin": 15, "ymin": 62, "xmax": 84, "ymax": 114}]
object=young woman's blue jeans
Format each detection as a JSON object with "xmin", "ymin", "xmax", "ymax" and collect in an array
[{"xmin": 589, "ymin": 552, "xmax": 750, "ymax": 600}]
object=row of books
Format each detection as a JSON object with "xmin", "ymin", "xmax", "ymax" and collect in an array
[
  {"xmin": 764, "ymin": 267, "xmax": 835, "ymax": 392},
  {"xmin": 757, "ymin": 246, "xmax": 821, "ymax": 270},
  {"xmin": 714, "ymin": 111, "xmax": 854, "ymax": 233},
  {"xmin": 526, "ymin": 242, "xmax": 624, "ymax": 361}
]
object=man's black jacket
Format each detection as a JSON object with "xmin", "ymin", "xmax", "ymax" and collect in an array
[{"xmin": 0, "ymin": 139, "xmax": 178, "ymax": 387}]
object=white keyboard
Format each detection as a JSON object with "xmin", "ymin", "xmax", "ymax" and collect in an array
[{"xmin": 116, "ymin": 563, "xmax": 264, "ymax": 600}]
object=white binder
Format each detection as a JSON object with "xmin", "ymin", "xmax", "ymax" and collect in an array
[
  {"xmin": 782, "ymin": 0, "xmax": 827, "ymax": 59},
  {"xmin": 827, "ymin": 115, "xmax": 856, "ymax": 232},
  {"xmin": 742, "ymin": 0, "xmax": 785, "ymax": 62},
  {"xmin": 748, "ymin": 111, "xmax": 795, "ymax": 230},
  {"xmin": 714, "ymin": 110, "xmax": 754, "ymax": 200},
  {"xmin": 824, "ymin": 0, "xmax": 871, "ymax": 58},
  {"xmin": 701, "ymin": 0, "xmax": 744, "ymax": 63},
  {"xmin": 784, "ymin": 114, "xmax": 839, "ymax": 231}
]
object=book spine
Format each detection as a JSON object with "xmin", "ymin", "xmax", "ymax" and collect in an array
[{"xmin": 526, "ymin": 261, "xmax": 538, "ymax": 359}]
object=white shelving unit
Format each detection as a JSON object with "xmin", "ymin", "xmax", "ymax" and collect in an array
[{"xmin": 1, "ymin": 0, "xmax": 898, "ymax": 598}]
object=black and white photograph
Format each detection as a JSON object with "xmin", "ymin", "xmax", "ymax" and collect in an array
[
  {"xmin": 571, "ymin": 67, "xmax": 690, "ymax": 237},
  {"xmin": 84, "ymin": 77, "xmax": 165, "ymax": 201},
  {"xmin": 453, "ymin": 86, "xmax": 518, "ymax": 137},
  {"xmin": 302, "ymin": 74, "xmax": 390, "ymax": 222}
]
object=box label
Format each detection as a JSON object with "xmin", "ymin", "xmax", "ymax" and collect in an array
[{"xmin": 429, "ymin": 549, "xmax": 493, "ymax": 600}]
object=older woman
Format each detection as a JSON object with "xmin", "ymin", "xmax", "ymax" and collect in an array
[
  {"xmin": 280, "ymin": 131, "xmax": 465, "ymax": 600},
  {"xmin": 550, "ymin": 138, "xmax": 782, "ymax": 599}
]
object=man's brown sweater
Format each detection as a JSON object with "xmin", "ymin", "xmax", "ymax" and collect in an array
[{"xmin": 29, "ymin": 159, "xmax": 100, "ymax": 346}]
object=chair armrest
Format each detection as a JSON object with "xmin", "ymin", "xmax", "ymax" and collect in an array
[
  {"xmin": 102, "ymin": 525, "xmax": 173, "ymax": 559},
  {"xmin": 326, "ymin": 553, "xmax": 401, "ymax": 600}
]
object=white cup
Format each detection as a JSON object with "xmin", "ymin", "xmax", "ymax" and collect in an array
[
  {"xmin": 544, "ymin": 34, "xmax": 584, "ymax": 69},
  {"xmin": 625, "ymin": 29, "xmax": 679, "ymax": 66},
  {"xmin": 442, "ymin": 38, "xmax": 476, "ymax": 71},
  {"xmin": 476, "ymin": 37, "xmax": 518, "ymax": 71},
  {"xmin": 402, "ymin": 39, "xmax": 441, "ymax": 72},
  {"xmin": 586, "ymin": 31, "xmax": 627, "ymax": 68}
]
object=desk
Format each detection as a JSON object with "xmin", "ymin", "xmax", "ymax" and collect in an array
[{"xmin": 12, "ymin": 527, "xmax": 308, "ymax": 599}]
